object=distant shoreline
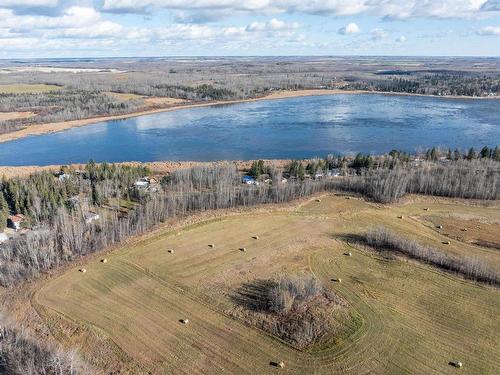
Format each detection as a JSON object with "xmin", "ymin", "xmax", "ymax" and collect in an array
[{"xmin": 0, "ymin": 88, "xmax": 498, "ymax": 144}]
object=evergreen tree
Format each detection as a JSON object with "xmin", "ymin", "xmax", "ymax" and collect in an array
[
  {"xmin": 493, "ymin": 146, "xmax": 500, "ymax": 161},
  {"xmin": 480, "ymin": 146, "xmax": 490, "ymax": 158},
  {"xmin": 0, "ymin": 192, "xmax": 9, "ymax": 230},
  {"xmin": 250, "ymin": 160, "xmax": 265, "ymax": 178},
  {"xmin": 467, "ymin": 147, "xmax": 476, "ymax": 160}
]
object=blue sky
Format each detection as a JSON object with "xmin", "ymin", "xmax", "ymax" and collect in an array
[{"xmin": 1, "ymin": 1, "xmax": 500, "ymax": 57}]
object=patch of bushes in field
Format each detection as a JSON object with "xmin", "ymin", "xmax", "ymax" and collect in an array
[{"xmin": 231, "ymin": 276, "xmax": 351, "ymax": 350}]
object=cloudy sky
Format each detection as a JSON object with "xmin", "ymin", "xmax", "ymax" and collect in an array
[{"xmin": 1, "ymin": 0, "xmax": 500, "ymax": 57}]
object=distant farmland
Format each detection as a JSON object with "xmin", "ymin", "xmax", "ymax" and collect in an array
[
  {"xmin": 35, "ymin": 195, "xmax": 500, "ymax": 374},
  {"xmin": 0, "ymin": 83, "xmax": 61, "ymax": 93}
]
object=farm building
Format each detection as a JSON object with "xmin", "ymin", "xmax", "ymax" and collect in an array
[{"xmin": 7, "ymin": 214, "xmax": 25, "ymax": 231}]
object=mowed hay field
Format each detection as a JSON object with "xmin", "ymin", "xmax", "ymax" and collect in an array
[{"xmin": 35, "ymin": 195, "xmax": 500, "ymax": 374}]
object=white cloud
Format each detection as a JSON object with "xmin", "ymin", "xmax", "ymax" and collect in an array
[
  {"xmin": 478, "ymin": 25, "xmax": 500, "ymax": 35},
  {"xmin": 246, "ymin": 18, "xmax": 299, "ymax": 32},
  {"xmin": 338, "ymin": 22, "xmax": 360, "ymax": 35},
  {"xmin": 396, "ymin": 35, "xmax": 407, "ymax": 43},
  {"xmin": 0, "ymin": 0, "xmax": 57, "ymax": 7},
  {"xmin": 96, "ymin": 0, "xmax": 492, "ymax": 19}
]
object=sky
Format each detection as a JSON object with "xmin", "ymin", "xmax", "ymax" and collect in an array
[{"xmin": 1, "ymin": 1, "xmax": 500, "ymax": 58}]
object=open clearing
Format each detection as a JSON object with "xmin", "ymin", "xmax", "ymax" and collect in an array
[
  {"xmin": 0, "ymin": 111, "xmax": 35, "ymax": 122},
  {"xmin": 35, "ymin": 195, "xmax": 500, "ymax": 374},
  {"xmin": 0, "ymin": 83, "xmax": 61, "ymax": 93}
]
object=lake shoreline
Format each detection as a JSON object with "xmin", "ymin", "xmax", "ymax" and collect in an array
[{"xmin": 1, "ymin": 88, "xmax": 498, "ymax": 144}]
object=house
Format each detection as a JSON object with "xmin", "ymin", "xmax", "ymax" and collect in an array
[
  {"xmin": 7, "ymin": 214, "xmax": 25, "ymax": 231},
  {"xmin": 55, "ymin": 171, "xmax": 70, "ymax": 182},
  {"xmin": 59, "ymin": 173, "xmax": 70, "ymax": 181},
  {"xmin": 85, "ymin": 212, "xmax": 100, "ymax": 224},
  {"xmin": 134, "ymin": 179, "xmax": 149, "ymax": 189}
]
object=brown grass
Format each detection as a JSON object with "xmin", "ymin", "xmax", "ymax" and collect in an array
[
  {"xmin": 15, "ymin": 194, "xmax": 497, "ymax": 374},
  {"xmin": 0, "ymin": 111, "xmax": 35, "ymax": 122}
]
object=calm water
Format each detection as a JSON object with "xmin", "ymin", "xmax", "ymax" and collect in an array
[{"xmin": 0, "ymin": 94, "xmax": 499, "ymax": 166}]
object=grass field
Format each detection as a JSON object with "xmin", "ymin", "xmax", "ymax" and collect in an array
[
  {"xmin": 35, "ymin": 195, "xmax": 500, "ymax": 374},
  {"xmin": 0, "ymin": 83, "xmax": 61, "ymax": 93}
]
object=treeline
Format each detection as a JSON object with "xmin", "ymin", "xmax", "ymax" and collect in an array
[
  {"xmin": 334, "ymin": 159, "xmax": 500, "ymax": 203},
  {"xmin": 0, "ymin": 319, "xmax": 86, "ymax": 374},
  {"xmin": 365, "ymin": 227, "xmax": 499, "ymax": 285},
  {"xmin": 0, "ymin": 90, "xmax": 145, "ymax": 134},
  {"xmin": 346, "ymin": 72, "xmax": 500, "ymax": 97}
]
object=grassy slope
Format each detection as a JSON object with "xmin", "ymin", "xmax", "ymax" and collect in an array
[{"xmin": 35, "ymin": 195, "xmax": 500, "ymax": 374}]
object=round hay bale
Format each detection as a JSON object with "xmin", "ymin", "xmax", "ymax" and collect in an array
[
  {"xmin": 168, "ymin": 249, "xmax": 175, "ymax": 254},
  {"xmin": 239, "ymin": 247, "xmax": 247, "ymax": 252},
  {"xmin": 461, "ymin": 228, "xmax": 468, "ymax": 232},
  {"xmin": 443, "ymin": 241, "xmax": 451, "ymax": 245},
  {"xmin": 337, "ymin": 278, "xmax": 342, "ymax": 283},
  {"xmin": 252, "ymin": 236, "xmax": 259, "ymax": 240},
  {"xmin": 437, "ymin": 225, "xmax": 443, "ymax": 229},
  {"xmin": 278, "ymin": 361, "xmax": 285, "ymax": 369},
  {"xmin": 181, "ymin": 319, "xmax": 189, "ymax": 324},
  {"xmin": 347, "ymin": 252, "xmax": 352, "ymax": 257},
  {"xmin": 423, "ymin": 208, "xmax": 430, "ymax": 211},
  {"xmin": 315, "ymin": 198, "xmax": 321, "ymax": 202},
  {"xmin": 397, "ymin": 215, "xmax": 404, "ymax": 219},
  {"xmin": 208, "ymin": 244, "xmax": 216, "ymax": 248},
  {"xmin": 79, "ymin": 268, "xmax": 86, "ymax": 273},
  {"xmin": 456, "ymin": 361, "xmax": 462, "ymax": 368},
  {"xmin": 101, "ymin": 258, "xmax": 107, "ymax": 263}
]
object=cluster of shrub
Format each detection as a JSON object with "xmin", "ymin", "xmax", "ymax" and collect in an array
[
  {"xmin": 365, "ymin": 227, "xmax": 499, "ymax": 285},
  {"xmin": 232, "ymin": 276, "xmax": 348, "ymax": 350}
]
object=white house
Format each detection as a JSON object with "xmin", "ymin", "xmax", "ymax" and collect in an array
[{"xmin": 134, "ymin": 179, "xmax": 150, "ymax": 189}]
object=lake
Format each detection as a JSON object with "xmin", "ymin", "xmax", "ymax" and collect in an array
[{"xmin": 0, "ymin": 94, "xmax": 499, "ymax": 166}]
